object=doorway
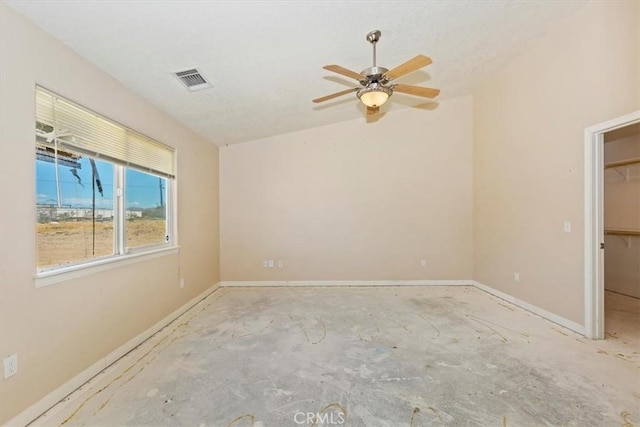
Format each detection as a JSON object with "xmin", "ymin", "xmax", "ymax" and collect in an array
[{"xmin": 584, "ymin": 110, "xmax": 640, "ymax": 339}]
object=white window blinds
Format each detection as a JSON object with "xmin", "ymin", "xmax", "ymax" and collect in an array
[{"xmin": 35, "ymin": 86, "xmax": 175, "ymax": 178}]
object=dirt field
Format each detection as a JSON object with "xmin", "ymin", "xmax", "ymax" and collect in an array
[{"xmin": 37, "ymin": 219, "xmax": 167, "ymax": 268}]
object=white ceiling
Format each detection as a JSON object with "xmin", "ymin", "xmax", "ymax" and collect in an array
[{"xmin": 7, "ymin": 0, "xmax": 587, "ymax": 146}]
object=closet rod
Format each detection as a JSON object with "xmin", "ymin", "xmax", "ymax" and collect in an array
[
  {"xmin": 604, "ymin": 228, "xmax": 640, "ymax": 236},
  {"xmin": 604, "ymin": 157, "xmax": 640, "ymax": 169}
]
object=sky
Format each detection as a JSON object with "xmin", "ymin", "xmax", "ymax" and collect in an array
[{"xmin": 36, "ymin": 156, "xmax": 166, "ymax": 209}]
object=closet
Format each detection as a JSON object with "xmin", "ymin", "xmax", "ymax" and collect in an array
[{"xmin": 603, "ymin": 123, "xmax": 640, "ymax": 338}]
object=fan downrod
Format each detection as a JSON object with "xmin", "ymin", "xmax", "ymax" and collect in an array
[{"xmin": 363, "ymin": 30, "xmax": 385, "ymax": 78}]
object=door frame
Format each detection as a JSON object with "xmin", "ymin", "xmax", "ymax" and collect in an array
[{"xmin": 584, "ymin": 110, "xmax": 640, "ymax": 339}]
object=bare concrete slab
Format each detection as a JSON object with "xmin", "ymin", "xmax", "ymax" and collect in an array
[
  {"xmin": 605, "ymin": 290, "xmax": 640, "ymax": 349},
  {"xmin": 33, "ymin": 286, "xmax": 639, "ymax": 426}
]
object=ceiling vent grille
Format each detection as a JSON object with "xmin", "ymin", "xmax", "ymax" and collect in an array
[{"xmin": 173, "ymin": 68, "xmax": 211, "ymax": 92}]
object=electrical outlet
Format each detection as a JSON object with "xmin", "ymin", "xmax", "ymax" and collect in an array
[
  {"xmin": 420, "ymin": 259, "xmax": 427, "ymax": 267},
  {"xmin": 267, "ymin": 260, "xmax": 275, "ymax": 268},
  {"xmin": 262, "ymin": 260, "xmax": 268, "ymax": 268},
  {"xmin": 277, "ymin": 260, "xmax": 284, "ymax": 268},
  {"xmin": 180, "ymin": 278, "xmax": 185, "ymax": 288},
  {"xmin": 4, "ymin": 354, "xmax": 17, "ymax": 379},
  {"xmin": 514, "ymin": 272, "xmax": 520, "ymax": 282},
  {"xmin": 563, "ymin": 221, "xmax": 571, "ymax": 233}
]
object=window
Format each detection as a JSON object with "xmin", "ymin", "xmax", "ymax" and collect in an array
[
  {"xmin": 35, "ymin": 87, "xmax": 175, "ymax": 272},
  {"xmin": 125, "ymin": 168, "xmax": 169, "ymax": 249},
  {"xmin": 36, "ymin": 155, "xmax": 115, "ymax": 267}
]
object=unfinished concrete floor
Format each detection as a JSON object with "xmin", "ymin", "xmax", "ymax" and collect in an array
[
  {"xmin": 34, "ymin": 286, "xmax": 638, "ymax": 426},
  {"xmin": 605, "ymin": 290, "xmax": 640, "ymax": 349}
]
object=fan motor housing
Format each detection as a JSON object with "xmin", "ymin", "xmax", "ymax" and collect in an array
[{"xmin": 360, "ymin": 66, "xmax": 389, "ymax": 84}]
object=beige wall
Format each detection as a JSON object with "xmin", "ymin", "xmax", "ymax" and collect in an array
[
  {"xmin": 604, "ymin": 128, "xmax": 640, "ymax": 297},
  {"xmin": 221, "ymin": 97, "xmax": 473, "ymax": 281},
  {"xmin": 0, "ymin": 4, "xmax": 219, "ymax": 423},
  {"xmin": 473, "ymin": 0, "xmax": 640, "ymax": 324},
  {"xmin": 2, "ymin": 0, "xmax": 639, "ymax": 423}
]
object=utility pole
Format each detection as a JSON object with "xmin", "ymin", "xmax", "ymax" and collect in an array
[{"xmin": 159, "ymin": 177, "xmax": 164, "ymax": 208}]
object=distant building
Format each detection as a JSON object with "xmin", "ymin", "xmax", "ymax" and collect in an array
[{"xmin": 36, "ymin": 205, "xmax": 142, "ymax": 222}]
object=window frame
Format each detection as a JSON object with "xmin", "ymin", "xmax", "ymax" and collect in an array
[{"xmin": 34, "ymin": 87, "xmax": 177, "ymax": 280}]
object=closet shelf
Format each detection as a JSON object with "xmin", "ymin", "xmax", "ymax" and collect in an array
[
  {"xmin": 604, "ymin": 228, "xmax": 640, "ymax": 237},
  {"xmin": 604, "ymin": 157, "xmax": 640, "ymax": 169}
]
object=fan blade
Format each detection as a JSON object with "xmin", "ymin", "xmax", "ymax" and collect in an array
[
  {"xmin": 312, "ymin": 88, "xmax": 358, "ymax": 103},
  {"xmin": 383, "ymin": 55, "xmax": 432, "ymax": 81},
  {"xmin": 367, "ymin": 106, "xmax": 380, "ymax": 115},
  {"xmin": 323, "ymin": 65, "xmax": 365, "ymax": 81},
  {"xmin": 45, "ymin": 129, "xmax": 72, "ymax": 143},
  {"xmin": 392, "ymin": 84, "xmax": 440, "ymax": 98}
]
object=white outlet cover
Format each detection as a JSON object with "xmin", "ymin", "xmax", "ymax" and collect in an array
[
  {"xmin": 4, "ymin": 354, "xmax": 17, "ymax": 378},
  {"xmin": 563, "ymin": 221, "xmax": 571, "ymax": 232},
  {"xmin": 514, "ymin": 272, "xmax": 520, "ymax": 282},
  {"xmin": 268, "ymin": 260, "xmax": 275, "ymax": 268},
  {"xmin": 262, "ymin": 260, "xmax": 268, "ymax": 268},
  {"xmin": 277, "ymin": 260, "xmax": 284, "ymax": 268},
  {"xmin": 420, "ymin": 260, "xmax": 427, "ymax": 267}
]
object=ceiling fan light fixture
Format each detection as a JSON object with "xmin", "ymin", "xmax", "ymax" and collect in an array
[
  {"xmin": 314, "ymin": 30, "xmax": 439, "ymax": 115},
  {"xmin": 357, "ymin": 85, "xmax": 392, "ymax": 108}
]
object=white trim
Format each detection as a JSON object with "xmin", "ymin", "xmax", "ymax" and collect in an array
[
  {"xmin": 4, "ymin": 282, "xmax": 221, "ymax": 427},
  {"xmin": 473, "ymin": 281, "xmax": 585, "ymax": 335},
  {"xmin": 220, "ymin": 280, "xmax": 473, "ymax": 287},
  {"xmin": 583, "ymin": 128, "xmax": 604, "ymax": 339},
  {"xmin": 115, "ymin": 166, "xmax": 125, "ymax": 255},
  {"xmin": 584, "ymin": 110, "xmax": 640, "ymax": 339},
  {"xmin": 35, "ymin": 246, "xmax": 179, "ymax": 287}
]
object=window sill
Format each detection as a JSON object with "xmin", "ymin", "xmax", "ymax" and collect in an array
[{"xmin": 35, "ymin": 246, "xmax": 180, "ymax": 288}]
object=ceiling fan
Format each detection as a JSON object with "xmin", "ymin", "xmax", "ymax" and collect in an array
[{"xmin": 313, "ymin": 30, "xmax": 440, "ymax": 115}]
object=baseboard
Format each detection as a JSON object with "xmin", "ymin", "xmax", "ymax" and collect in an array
[
  {"xmin": 220, "ymin": 280, "xmax": 473, "ymax": 287},
  {"xmin": 4, "ymin": 282, "xmax": 221, "ymax": 427},
  {"xmin": 472, "ymin": 281, "xmax": 586, "ymax": 335}
]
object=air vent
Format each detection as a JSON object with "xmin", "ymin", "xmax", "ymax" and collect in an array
[{"xmin": 173, "ymin": 68, "xmax": 211, "ymax": 92}]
